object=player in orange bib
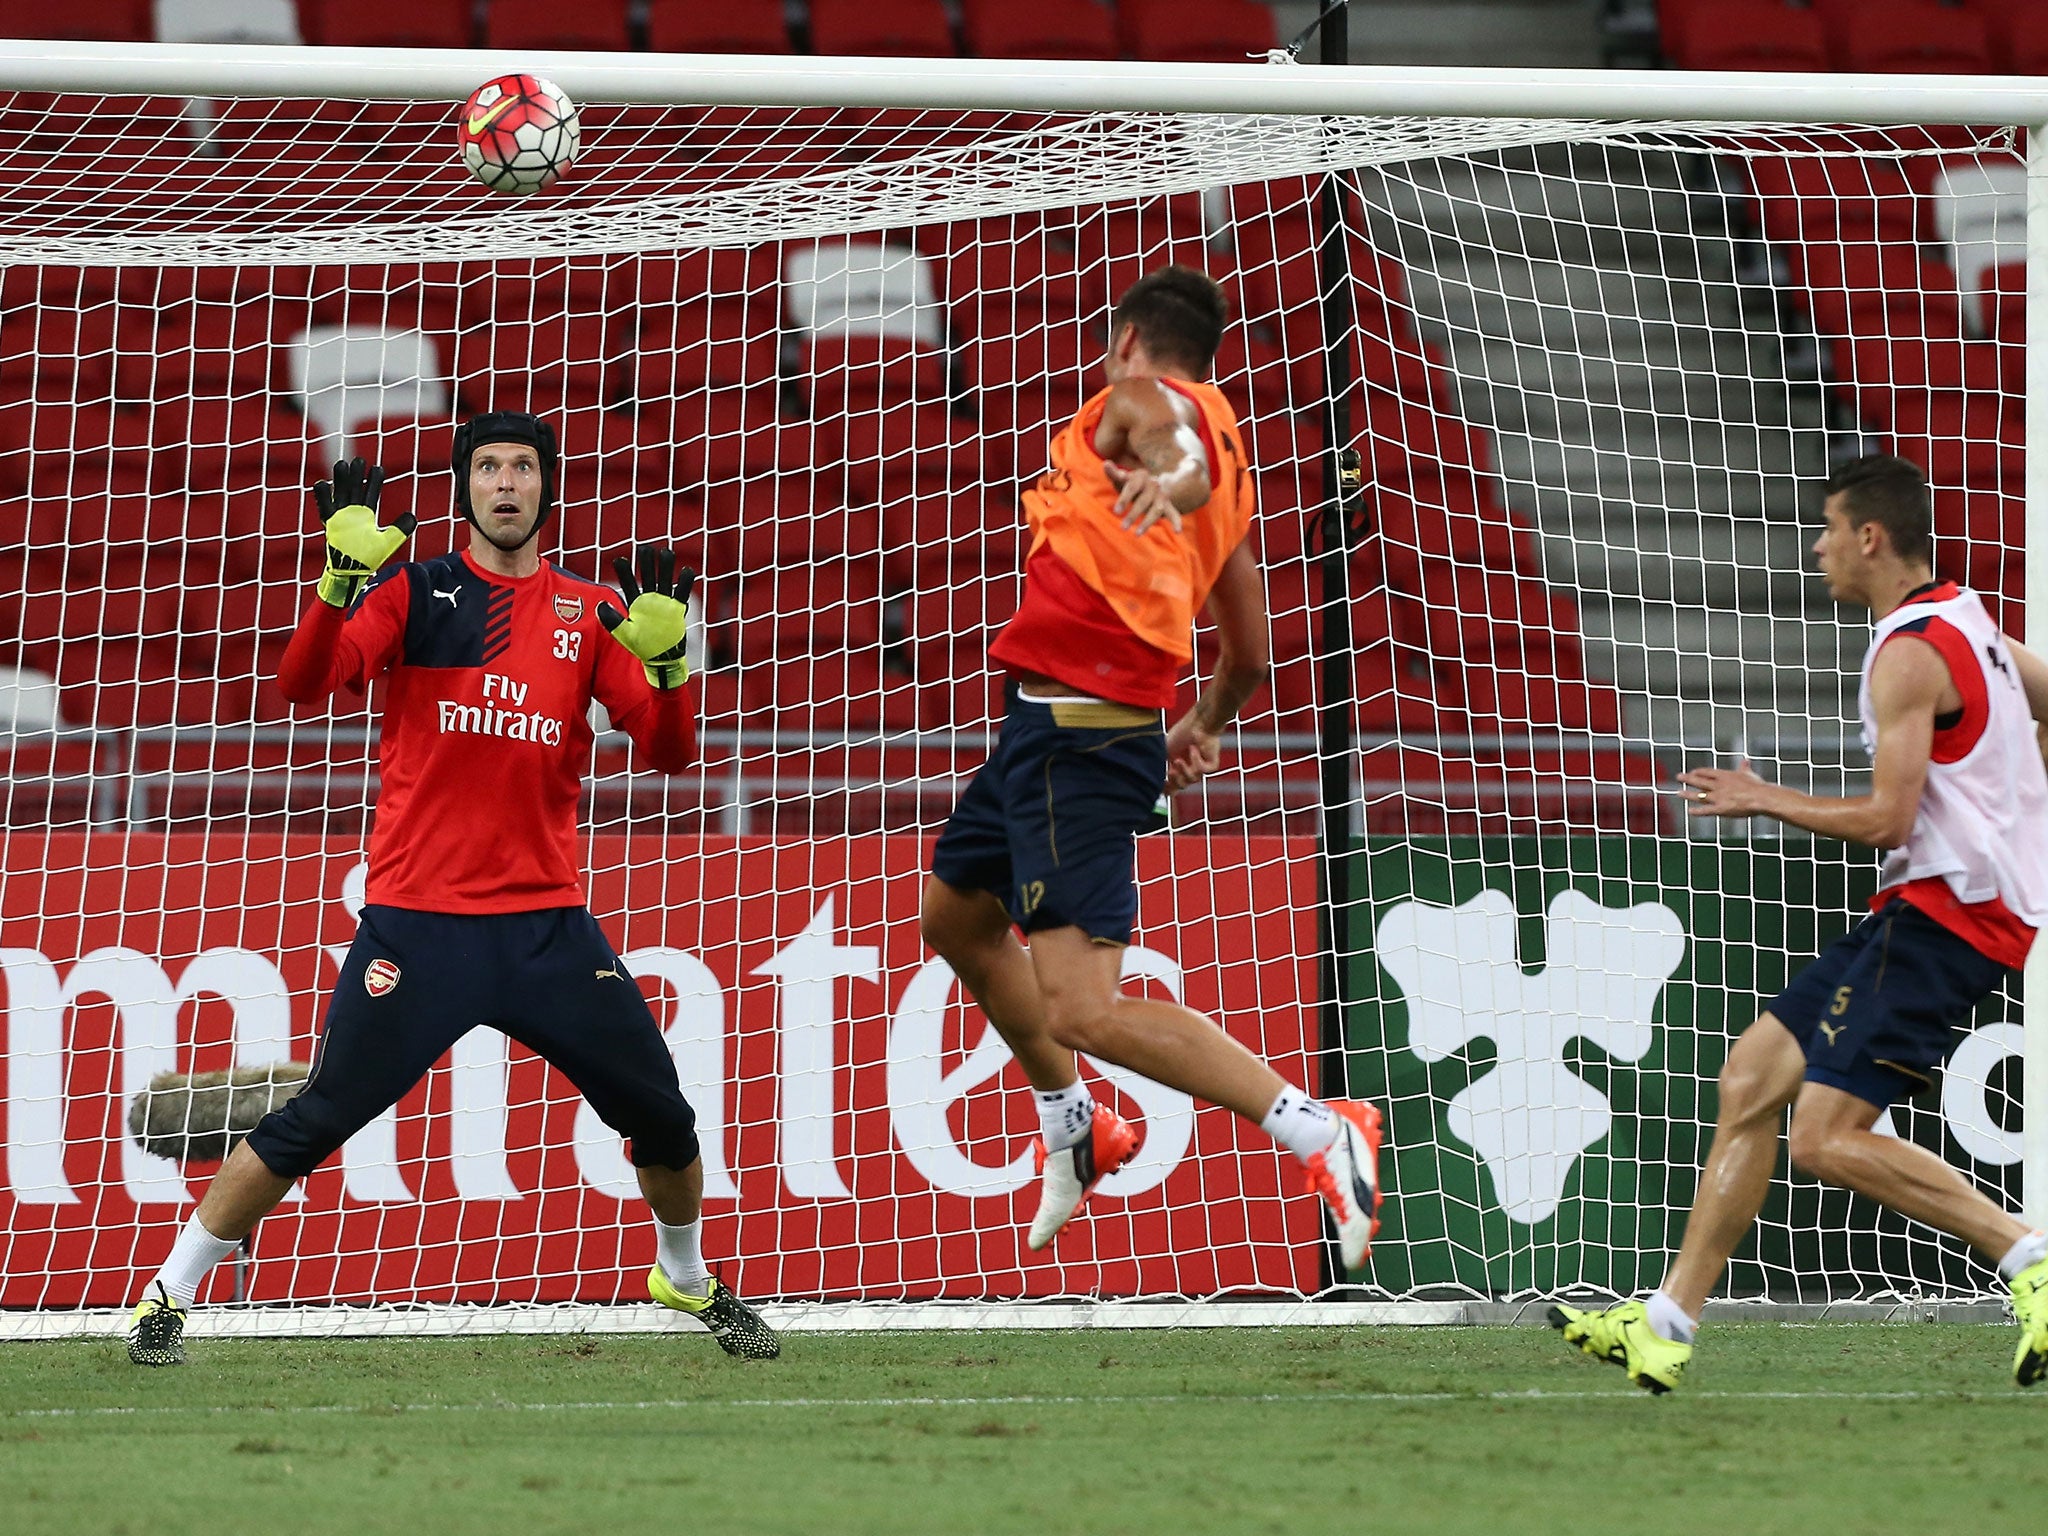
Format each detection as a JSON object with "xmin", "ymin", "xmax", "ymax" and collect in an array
[{"xmin": 922, "ymin": 266, "xmax": 1384, "ymax": 1269}]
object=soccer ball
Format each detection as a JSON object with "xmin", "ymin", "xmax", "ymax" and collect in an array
[{"xmin": 456, "ymin": 74, "xmax": 580, "ymax": 196}]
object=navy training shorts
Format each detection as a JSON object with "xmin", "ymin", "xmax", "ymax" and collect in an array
[
  {"xmin": 1769, "ymin": 897, "xmax": 2013, "ymax": 1110},
  {"xmin": 245, "ymin": 904, "xmax": 699, "ymax": 1180},
  {"xmin": 929, "ymin": 680, "xmax": 1168, "ymax": 945}
]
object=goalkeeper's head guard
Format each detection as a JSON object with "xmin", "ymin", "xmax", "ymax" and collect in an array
[{"xmin": 452, "ymin": 411, "xmax": 559, "ymax": 549}]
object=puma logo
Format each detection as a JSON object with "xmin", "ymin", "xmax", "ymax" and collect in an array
[
  {"xmin": 595, "ymin": 963, "xmax": 624, "ymax": 981},
  {"xmin": 432, "ymin": 588, "xmax": 460, "ymax": 609},
  {"xmin": 1818, "ymin": 1020, "xmax": 1844, "ymax": 1047}
]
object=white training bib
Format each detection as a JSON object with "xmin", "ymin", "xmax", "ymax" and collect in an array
[{"xmin": 1859, "ymin": 584, "xmax": 2048, "ymax": 926}]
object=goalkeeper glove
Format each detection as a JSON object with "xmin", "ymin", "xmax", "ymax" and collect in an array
[
  {"xmin": 599, "ymin": 544, "xmax": 695, "ymax": 691},
  {"xmin": 312, "ymin": 457, "xmax": 413, "ymax": 610}
]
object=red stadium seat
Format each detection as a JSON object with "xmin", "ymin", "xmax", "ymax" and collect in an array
[
  {"xmin": 880, "ymin": 489, "xmax": 1027, "ymax": 587},
  {"xmin": 646, "ymin": 0, "xmax": 792, "ymax": 52},
  {"xmin": 698, "ymin": 476, "xmax": 882, "ymax": 578},
  {"xmin": 482, "ymin": 0, "xmax": 630, "ymax": 50},
  {"xmin": 743, "ymin": 651, "xmax": 923, "ymax": 734},
  {"xmin": 0, "ymin": 0, "xmax": 149, "ymax": 40},
  {"xmin": 961, "ymin": 0, "xmax": 1116, "ymax": 59},
  {"xmin": 1450, "ymin": 666, "xmax": 1624, "ymax": 736},
  {"xmin": 829, "ymin": 404, "xmax": 987, "ymax": 507},
  {"xmin": 728, "ymin": 559, "xmax": 888, "ymax": 661},
  {"xmin": 1660, "ymin": 1, "xmax": 1827, "ymax": 70},
  {"xmin": 297, "ymin": 0, "xmax": 471, "ymax": 47},
  {"xmin": 450, "ymin": 311, "xmax": 621, "ymax": 417},
  {"xmin": 1987, "ymin": 2, "xmax": 2048, "ymax": 72},
  {"xmin": 1814, "ymin": 0, "xmax": 1995, "ymax": 72},
  {"xmin": 1117, "ymin": 0, "xmax": 1275, "ymax": 62},
  {"xmin": 1744, "ymin": 155, "xmax": 1922, "ymax": 245},
  {"xmin": 800, "ymin": 334, "xmax": 949, "ymax": 415},
  {"xmin": 903, "ymin": 574, "xmax": 1021, "ymax": 658},
  {"xmin": 808, "ymin": 0, "xmax": 956, "ymax": 57},
  {"xmin": 636, "ymin": 386, "xmax": 802, "ymax": 490}
]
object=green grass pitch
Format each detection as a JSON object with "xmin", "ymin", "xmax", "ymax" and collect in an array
[{"xmin": 4, "ymin": 1324, "xmax": 2045, "ymax": 1534}]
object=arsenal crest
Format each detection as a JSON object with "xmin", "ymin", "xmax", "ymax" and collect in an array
[
  {"xmin": 364, "ymin": 958, "xmax": 401, "ymax": 997},
  {"xmin": 553, "ymin": 593, "xmax": 583, "ymax": 624}
]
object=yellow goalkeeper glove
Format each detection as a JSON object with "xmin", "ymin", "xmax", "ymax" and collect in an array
[
  {"xmin": 598, "ymin": 544, "xmax": 694, "ymax": 691},
  {"xmin": 312, "ymin": 457, "xmax": 414, "ymax": 609}
]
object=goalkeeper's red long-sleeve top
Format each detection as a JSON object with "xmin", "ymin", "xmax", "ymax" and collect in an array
[{"xmin": 278, "ymin": 548, "xmax": 696, "ymax": 915}]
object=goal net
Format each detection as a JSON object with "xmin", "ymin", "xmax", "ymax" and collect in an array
[{"xmin": 0, "ymin": 48, "xmax": 2033, "ymax": 1332}]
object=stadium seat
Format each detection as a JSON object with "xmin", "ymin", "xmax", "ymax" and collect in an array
[
  {"xmin": 482, "ymin": 0, "xmax": 630, "ymax": 50},
  {"xmin": 800, "ymin": 334, "xmax": 949, "ymax": 414},
  {"xmin": 879, "ymin": 488, "xmax": 1027, "ymax": 587},
  {"xmin": 1795, "ymin": 248, "xmax": 1974, "ymax": 358},
  {"xmin": 450, "ymin": 310, "xmax": 622, "ymax": 418},
  {"xmin": 698, "ymin": 475, "xmax": 882, "ymax": 579},
  {"xmin": 807, "ymin": 0, "xmax": 957, "ymax": 58},
  {"xmin": 288, "ymin": 326, "xmax": 450, "ymax": 455},
  {"xmin": 785, "ymin": 241, "xmax": 944, "ymax": 344},
  {"xmin": 0, "ymin": 0, "xmax": 150, "ymax": 39},
  {"xmin": 1750, "ymin": 153, "xmax": 1922, "ymax": 239},
  {"xmin": 297, "ymin": 0, "xmax": 470, "ymax": 47},
  {"xmin": 1814, "ymin": 0, "xmax": 1995, "ymax": 72},
  {"xmin": 636, "ymin": 386, "xmax": 800, "ymax": 489},
  {"xmin": 1658, "ymin": 0, "xmax": 1827, "ymax": 69},
  {"xmin": 0, "ymin": 402, "xmax": 155, "ymax": 501},
  {"xmin": 903, "ymin": 574, "xmax": 1020, "ymax": 661},
  {"xmin": 917, "ymin": 215, "xmax": 1094, "ymax": 325},
  {"xmin": 829, "ymin": 404, "xmax": 986, "ymax": 507},
  {"xmin": 0, "ymin": 304, "xmax": 119, "ymax": 402},
  {"xmin": 1117, "ymin": 0, "xmax": 1275, "ymax": 61},
  {"xmin": 728, "ymin": 559, "xmax": 888, "ymax": 662},
  {"xmin": 155, "ymin": 0, "xmax": 299, "ymax": 43},
  {"xmin": 1995, "ymin": 3, "xmax": 2048, "ymax": 72},
  {"xmin": 917, "ymin": 654, "xmax": 1006, "ymax": 730},
  {"xmin": 646, "ymin": 0, "xmax": 792, "ymax": 52},
  {"xmin": 743, "ymin": 651, "xmax": 922, "ymax": 735},
  {"xmin": 1927, "ymin": 158, "xmax": 2025, "ymax": 296},
  {"xmin": 961, "ymin": 0, "xmax": 1116, "ymax": 59}
]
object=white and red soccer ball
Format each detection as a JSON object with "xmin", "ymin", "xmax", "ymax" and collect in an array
[{"xmin": 457, "ymin": 74, "xmax": 581, "ymax": 196}]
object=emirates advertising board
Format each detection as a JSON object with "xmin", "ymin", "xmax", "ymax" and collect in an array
[{"xmin": 0, "ymin": 834, "xmax": 1322, "ymax": 1306}]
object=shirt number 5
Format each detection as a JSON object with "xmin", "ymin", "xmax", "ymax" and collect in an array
[{"xmin": 553, "ymin": 628, "xmax": 582, "ymax": 661}]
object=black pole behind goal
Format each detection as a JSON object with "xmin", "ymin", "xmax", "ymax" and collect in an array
[{"xmin": 1307, "ymin": 0, "xmax": 1365, "ymax": 1294}]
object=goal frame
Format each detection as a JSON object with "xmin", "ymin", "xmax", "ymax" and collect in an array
[{"xmin": 0, "ymin": 41, "xmax": 2045, "ymax": 1336}]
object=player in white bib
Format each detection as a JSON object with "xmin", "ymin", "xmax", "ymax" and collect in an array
[{"xmin": 1553, "ymin": 455, "xmax": 2048, "ymax": 1392}]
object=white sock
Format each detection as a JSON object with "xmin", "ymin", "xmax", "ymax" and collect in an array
[
  {"xmin": 1645, "ymin": 1290, "xmax": 1698, "ymax": 1344},
  {"xmin": 152, "ymin": 1214, "xmax": 240, "ymax": 1310},
  {"xmin": 1035, "ymin": 1081, "xmax": 1096, "ymax": 1153},
  {"xmin": 654, "ymin": 1217, "xmax": 710, "ymax": 1293},
  {"xmin": 1999, "ymin": 1230, "xmax": 2048, "ymax": 1280},
  {"xmin": 1261, "ymin": 1086, "xmax": 1338, "ymax": 1159}
]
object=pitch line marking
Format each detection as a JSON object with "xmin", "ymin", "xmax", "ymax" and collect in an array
[{"xmin": 6, "ymin": 1388, "xmax": 2039, "ymax": 1421}]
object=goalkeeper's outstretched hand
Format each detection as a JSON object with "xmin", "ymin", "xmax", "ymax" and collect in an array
[
  {"xmin": 312, "ymin": 457, "xmax": 412, "ymax": 609},
  {"xmin": 599, "ymin": 544, "xmax": 695, "ymax": 690}
]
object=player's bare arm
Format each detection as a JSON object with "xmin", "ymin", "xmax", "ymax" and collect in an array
[
  {"xmin": 1095, "ymin": 376, "xmax": 1212, "ymax": 535},
  {"xmin": 2002, "ymin": 638, "xmax": 2048, "ymax": 769},
  {"xmin": 1679, "ymin": 636, "xmax": 1950, "ymax": 848},
  {"xmin": 1167, "ymin": 540, "xmax": 1269, "ymax": 793}
]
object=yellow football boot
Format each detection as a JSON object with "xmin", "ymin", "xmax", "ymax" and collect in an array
[
  {"xmin": 1550, "ymin": 1299, "xmax": 1690, "ymax": 1394},
  {"xmin": 647, "ymin": 1267, "xmax": 780, "ymax": 1360},
  {"xmin": 2009, "ymin": 1255, "xmax": 2048, "ymax": 1386}
]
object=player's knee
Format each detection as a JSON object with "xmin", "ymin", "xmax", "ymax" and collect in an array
[
  {"xmin": 627, "ymin": 1119, "xmax": 700, "ymax": 1173},
  {"xmin": 1716, "ymin": 1030, "xmax": 1801, "ymax": 1130},
  {"xmin": 1786, "ymin": 1114, "xmax": 1848, "ymax": 1185},
  {"xmin": 244, "ymin": 1094, "xmax": 352, "ymax": 1181},
  {"xmin": 919, "ymin": 879, "xmax": 1005, "ymax": 968},
  {"xmin": 1038, "ymin": 988, "xmax": 1112, "ymax": 1055}
]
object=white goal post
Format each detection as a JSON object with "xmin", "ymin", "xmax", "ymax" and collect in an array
[{"xmin": 0, "ymin": 40, "xmax": 2044, "ymax": 1337}]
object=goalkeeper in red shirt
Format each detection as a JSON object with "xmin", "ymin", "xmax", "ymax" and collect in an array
[{"xmin": 125, "ymin": 412, "xmax": 777, "ymax": 1366}]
